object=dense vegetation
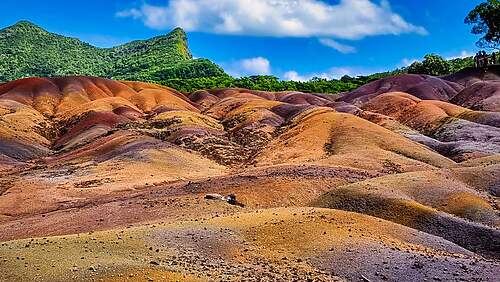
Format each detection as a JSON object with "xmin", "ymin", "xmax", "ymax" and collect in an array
[
  {"xmin": 0, "ymin": 21, "xmax": 224, "ymax": 82},
  {"xmin": 160, "ymin": 70, "xmax": 404, "ymax": 93},
  {"xmin": 0, "ymin": 21, "xmax": 483, "ymax": 94},
  {"xmin": 407, "ymin": 54, "xmax": 474, "ymax": 76},
  {"xmin": 465, "ymin": 0, "xmax": 499, "ymax": 50},
  {"xmin": 0, "ymin": 21, "xmax": 406, "ymax": 94},
  {"xmin": 161, "ymin": 54, "xmax": 478, "ymax": 94}
]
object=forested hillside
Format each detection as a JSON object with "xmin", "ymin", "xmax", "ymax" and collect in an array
[
  {"xmin": 0, "ymin": 21, "xmax": 224, "ymax": 81},
  {"xmin": 0, "ymin": 21, "xmax": 478, "ymax": 94}
]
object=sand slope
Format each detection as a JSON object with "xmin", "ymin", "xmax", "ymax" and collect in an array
[{"xmin": 0, "ymin": 74, "xmax": 499, "ymax": 281}]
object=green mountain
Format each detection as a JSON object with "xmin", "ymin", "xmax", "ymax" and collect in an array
[{"xmin": 0, "ymin": 21, "xmax": 225, "ymax": 82}]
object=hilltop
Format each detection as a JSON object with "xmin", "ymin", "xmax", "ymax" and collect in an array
[{"xmin": 0, "ymin": 21, "xmax": 224, "ymax": 82}]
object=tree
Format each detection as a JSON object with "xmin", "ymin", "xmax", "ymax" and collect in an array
[
  {"xmin": 407, "ymin": 61, "xmax": 424, "ymax": 74},
  {"xmin": 465, "ymin": 0, "xmax": 500, "ymax": 50},
  {"xmin": 407, "ymin": 54, "xmax": 451, "ymax": 76},
  {"xmin": 340, "ymin": 75, "xmax": 353, "ymax": 83}
]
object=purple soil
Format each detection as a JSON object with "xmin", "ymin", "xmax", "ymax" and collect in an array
[
  {"xmin": 278, "ymin": 92, "xmax": 332, "ymax": 105},
  {"xmin": 326, "ymin": 102, "xmax": 363, "ymax": 115},
  {"xmin": 188, "ymin": 90, "xmax": 220, "ymax": 104},
  {"xmin": 0, "ymin": 139, "xmax": 49, "ymax": 161},
  {"xmin": 340, "ymin": 74, "xmax": 463, "ymax": 104},
  {"xmin": 270, "ymin": 104, "xmax": 316, "ymax": 122},
  {"xmin": 451, "ymin": 81, "xmax": 500, "ymax": 111},
  {"xmin": 207, "ymin": 88, "xmax": 276, "ymax": 100},
  {"xmin": 112, "ymin": 105, "xmax": 143, "ymax": 119},
  {"xmin": 311, "ymin": 93, "xmax": 339, "ymax": 102},
  {"xmin": 443, "ymin": 65, "xmax": 500, "ymax": 87}
]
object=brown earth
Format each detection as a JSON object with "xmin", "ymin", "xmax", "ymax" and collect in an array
[{"xmin": 0, "ymin": 75, "xmax": 499, "ymax": 281}]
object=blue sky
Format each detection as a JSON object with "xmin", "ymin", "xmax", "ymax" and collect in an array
[{"xmin": 0, "ymin": 0, "xmax": 484, "ymax": 80}]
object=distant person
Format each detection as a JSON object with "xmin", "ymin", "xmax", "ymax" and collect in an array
[
  {"xmin": 483, "ymin": 51, "xmax": 489, "ymax": 67},
  {"xmin": 492, "ymin": 52, "xmax": 497, "ymax": 65},
  {"xmin": 478, "ymin": 51, "xmax": 486, "ymax": 67},
  {"xmin": 474, "ymin": 52, "xmax": 479, "ymax": 67}
]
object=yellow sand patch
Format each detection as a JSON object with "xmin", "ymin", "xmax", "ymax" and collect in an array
[
  {"xmin": 255, "ymin": 108, "xmax": 454, "ymax": 171},
  {"xmin": 57, "ymin": 97, "xmax": 141, "ymax": 119},
  {"xmin": 130, "ymin": 89, "xmax": 198, "ymax": 113},
  {"xmin": 153, "ymin": 110, "xmax": 223, "ymax": 131}
]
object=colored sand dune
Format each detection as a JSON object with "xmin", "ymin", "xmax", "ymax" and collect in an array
[{"xmin": 0, "ymin": 68, "xmax": 499, "ymax": 281}]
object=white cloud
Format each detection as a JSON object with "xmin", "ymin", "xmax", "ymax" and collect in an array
[
  {"xmin": 282, "ymin": 67, "xmax": 376, "ymax": 81},
  {"xmin": 117, "ymin": 0, "xmax": 427, "ymax": 39},
  {"xmin": 224, "ymin": 57, "xmax": 271, "ymax": 77},
  {"xmin": 446, "ymin": 50, "xmax": 474, "ymax": 60},
  {"xmin": 326, "ymin": 67, "xmax": 361, "ymax": 79},
  {"xmin": 399, "ymin": 50, "xmax": 474, "ymax": 68},
  {"xmin": 283, "ymin": 71, "xmax": 308, "ymax": 82},
  {"xmin": 117, "ymin": 5, "xmax": 170, "ymax": 29},
  {"xmin": 241, "ymin": 57, "xmax": 271, "ymax": 74},
  {"xmin": 318, "ymin": 38, "xmax": 356, "ymax": 54},
  {"xmin": 116, "ymin": 8, "xmax": 142, "ymax": 19},
  {"xmin": 401, "ymin": 58, "xmax": 418, "ymax": 67}
]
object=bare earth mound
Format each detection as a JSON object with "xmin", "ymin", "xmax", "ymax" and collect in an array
[{"xmin": 0, "ymin": 74, "xmax": 499, "ymax": 281}]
